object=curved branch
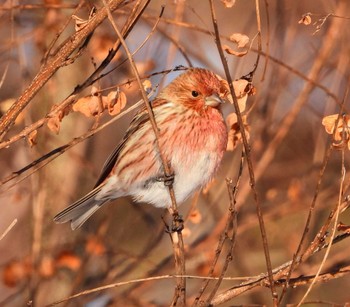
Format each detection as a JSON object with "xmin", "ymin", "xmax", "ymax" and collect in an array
[{"xmin": 0, "ymin": 0, "xmax": 131, "ymax": 140}]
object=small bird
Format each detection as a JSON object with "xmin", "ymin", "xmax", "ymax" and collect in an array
[{"xmin": 54, "ymin": 68, "xmax": 228, "ymax": 230}]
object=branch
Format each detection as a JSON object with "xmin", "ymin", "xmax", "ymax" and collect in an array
[
  {"xmin": 193, "ymin": 156, "xmax": 243, "ymax": 306},
  {"xmin": 0, "ymin": 0, "xmax": 131, "ymax": 140},
  {"xmin": 208, "ymin": 1, "xmax": 277, "ymax": 305},
  {"xmin": 101, "ymin": 1, "xmax": 186, "ymax": 305}
]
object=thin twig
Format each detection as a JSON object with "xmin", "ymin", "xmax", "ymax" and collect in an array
[
  {"xmin": 0, "ymin": 15, "xmax": 343, "ymax": 151},
  {"xmin": 278, "ymin": 6, "xmax": 346, "ymax": 303},
  {"xmin": 278, "ymin": 142, "xmax": 333, "ymax": 304},
  {"xmin": 42, "ymin": 0, "xmax": 86, "ymax": 64},
  {"xmin": 0, "ymin": 70, "xmax": 187, "ymax": 190},
  {"xmin": 101, "ymin": 1, "xmax": 186, "ymax": 305},
  {"xmin": 71, "ymin": 0, "xmax": 150, "ymax": 96},
  {"xmin": 251, "ymin": 0, "xmax": 262, "ymax": 75},
  {"xmin": 0, "ymin": 3, "xmax": 80, "ymax": 10},
  {"xmin": 298, "ymin": 143, "xmax": 345, "ymax": 306},
  {"xmin": 0, "ymin": 97, "xmax": 145, "ymax": 190},
  {"xmin": 297, "ymin": 83, "xmax": 349, "ymax": 305},
  {"xmin": 0, "ymin": 219, "xmax": 17, "ymax": 241},
  {"xmin": 279, "ymin": 102, "xmax": 347, "ymax": 303},
  {"xmin": 44, "ymin": 260, "xmax": 350, "ymax": 306},
  {"xmin": 45, "ymin": 274, "xmax": 250, "ymax": 306},
  {"xmin": 261, "ymin": 0, "xmax": 270, "ymax": 81},
  {"xmin": 134, "ymin": 12, "xmax": 342, "ymax": 107},
  {"xmin": 208, "ymin": 1, "xmax": 277, "ymax": 305},
  {"xmin": 0, "ymin": 0, "xmax": 131, "ymax": 140},
  {"xmin": 88, "ymin": 4, "xmax": 169, "ymax": 84},
  {"xmin": 205, "ymin": 177, "xmax": 239, "ymax": 304},
  {"xmin": 161, "ymin": 1, "xmax": 185, "ymax": 87},
  {"xmin": 193, "ymin": 155, "xmax": 243, "ymax": 306}
]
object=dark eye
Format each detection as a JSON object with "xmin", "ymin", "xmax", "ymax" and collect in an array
[{"xmin": 191, "ymin": 90, "xmax": 199, "ymax": 97}]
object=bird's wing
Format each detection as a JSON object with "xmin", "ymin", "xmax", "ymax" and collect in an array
[
  {"xmin": 93, "ymin": 97, "xmax": 168, "ymax": 188},
  {"xmin": 93, "ymin": 109, "xmax": 151, "ymax": 188}
]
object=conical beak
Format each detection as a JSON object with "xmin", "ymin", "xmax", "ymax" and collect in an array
[{"xmin": 205, "ymin": 93, "xmax": 225, "ymax": 107}]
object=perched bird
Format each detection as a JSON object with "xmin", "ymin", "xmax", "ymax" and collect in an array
[{"xmin": 54, "ymin": 68, "xmax": 228, "ymax": 230}]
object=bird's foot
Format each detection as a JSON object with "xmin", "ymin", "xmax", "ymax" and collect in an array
[
  {"xmin": 171, "ymin": 214, "xmax": 184, "ymax": 233},
  {"xmin": 163, "ymin": 214, "xmax": 184, "ymax": 233},
  {"xmin": 156, "ymin": 173, "xmax": 175, "ymax": 186}
]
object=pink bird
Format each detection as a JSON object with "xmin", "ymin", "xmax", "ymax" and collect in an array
[{"xmin": 54, "ymin": 68, "xmax": 228, "ymax": 230}]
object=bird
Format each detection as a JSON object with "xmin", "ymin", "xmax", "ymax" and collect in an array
[{"xmin": 54, "ymin": 68, "xmax": 229, "ymax": 230}]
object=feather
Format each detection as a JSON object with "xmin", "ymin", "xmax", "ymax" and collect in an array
[
  {"xmin": 54, "ymin": 186, "xmax": 106, "ymax": 230},
  {"xmin": 93, "ymin": 106, "xmax": 156, "ymax": 187}
]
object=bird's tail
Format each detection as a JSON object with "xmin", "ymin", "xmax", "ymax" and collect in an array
[{"xmin": 54, "ymin": 187, "xmax": 107, "ymax": 230}]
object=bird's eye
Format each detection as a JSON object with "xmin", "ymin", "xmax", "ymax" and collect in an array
[{"xmin": 191, "ymin": 91, "xmax": 199, "ymax": 97}]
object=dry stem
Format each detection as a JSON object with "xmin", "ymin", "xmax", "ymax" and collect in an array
[
  {"xmin": 0, "ymin": 0, "xmax": 131, "ymax": 140},
  {"xmin": 101, "ymin": 1, "xmax": 186, "ymax": 305},
  {"xmin": 208, "ymin": 0, "xmax": 277, "ymax": 304}
]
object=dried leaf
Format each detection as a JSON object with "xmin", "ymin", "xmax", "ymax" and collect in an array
[
  {"xmin": 226, "ymin": 112, "xmax": 238, "ymax": 127},
  {"xmin": 229, "ymin": 33, "xmax": 250, "ymax": 48},
  {"xmin": 287, "ymin": 179, "xmax": 302, "ymax": 202},
  {"xmin": 3, "ymin": 259, "xmax": 31, "ymax": 287},
  {"xmin": 73, "ymin": 88, "xmax": 127, "ymax": 118},
  {"xmin": 223, "ymin": 33, "xmax": 250, "ymax": 58},
  {"xmin": 89, "ymin": 34, "xmax": 121, "ymax": 62},
  {"xmin": 220, "ymin": 78, "xmax": 255, "ymax": 113},
  {"xmin": 223, "ymin": 45, "xmax": 248, "ymax": 57},
  {"xmin": 46, "ymin": 104, "xmax": 71, "ymax": 134},
  {"xmin": 72, "ymin": 15, "xmax": 88, "ymax": 32},
  {"xmin": 299, "ymin": 14, "xmax": 312, "ymax": 25},
  {"xmin": 189, "ymin": 209, "xmax": 202, "ymax": 224},
  {"xmin": 91, "ymin": 85, "xmax": 99, "ymax": 96},
  {"xmin": 72, "ymin": 8, "xmax": 95, "ymax": 32},
  {"xmin": 337, "ymin": 222, "xmax": 350, "ymax": 234},
  {"xmin": 266, "ymin": 188, "xmax": 278, "ymax": 201},
  {"xmin": 47, "ymin": 116, "xmax": 61, "ymax": 134},
  {"xmin": 73, "ymin": 96, "xmax": 101, "ymax": 117},
  {"xmin": 56, "ymin": 251, "xmax": 81, "ymax": 271},
  {"xmin": 143, "ymin": 79, "xmax": 152, "ymax": 92},
  {"xmin": 322, "ymin": 114, "xmax": 350, "ymax": 150},
  {"xmin": 85, "ymin": 236, "xmax": 106, "ymax": 256},
  {"xmin": 232, "ymin": 79, "xmax": 251, "ymax": 112},
  {"xmin": 322, "ymin": 114, "xmax": 338, "ymax": 134},
  {"xmin": 27, "ymin": 130, "xmax": 38, "ymax": 147},
  {"xmin": 221, "ymin": 0, "xmax": 236, "ymax": 8},
  {"xmin": 105, "ymin": 91, "xmax": 127, "ymax": 116},
  {"xmin": 226, "ymin": 113, "xmax": 250, "ymax": 151},
  {"xmin": 39, "ymin": 256, "xmax": 55, "ymax": 278}
]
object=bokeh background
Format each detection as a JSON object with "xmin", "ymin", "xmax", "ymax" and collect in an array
[{"xmin": 0, "ymin": 0, "xmax": 350, "ymax": 306}]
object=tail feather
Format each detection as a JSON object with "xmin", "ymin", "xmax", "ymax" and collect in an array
[{"xmin": 54, "ymin": 187, "xmax": 107, "ymax": 230}]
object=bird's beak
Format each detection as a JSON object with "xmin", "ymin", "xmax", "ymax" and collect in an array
[{"xmin": 205, "ymin": 93, "xmax": 225, "ymax": 107}]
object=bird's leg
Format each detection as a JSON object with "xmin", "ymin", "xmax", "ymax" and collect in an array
[
  {"xmin": 167, "ymin": 207, "xmax": 184, "ymax": 233},
  {"xmin": 172, "ymin": 214, "xmax": 184, "ymax": 232},
  {"xmin": 156, "ymin": 173, "xmax": 175, "ymax": 186}
]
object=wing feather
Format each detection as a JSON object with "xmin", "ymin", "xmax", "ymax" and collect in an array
[
  {"xmin": 93, "ymin": 107, "xmax": 155, "ymax": 187},
  {"xmin": 54, "ymin": 186, "xmax": 105, "ymax": 230}
]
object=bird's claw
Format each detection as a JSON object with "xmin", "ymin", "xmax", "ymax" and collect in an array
[
  {"xmin": 156, "ymin": 173, "xmax": 175, "ymax": 186},
  {"xmin": 164, "ymin": 214, "xmax": 184, "ymax": 233},
  {"xmin": 171, "ymin": 214, "xmax": 184, "ymax": 233}
]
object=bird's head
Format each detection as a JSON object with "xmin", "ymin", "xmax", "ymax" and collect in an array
[{"xmin": 159, "ymin": 68, "xmax": 229, "ymax": 113}]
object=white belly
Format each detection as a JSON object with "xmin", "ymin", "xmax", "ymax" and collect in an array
[{"xmin": 129, "ymin": 151, "xmax": 218, "ymax": 208}]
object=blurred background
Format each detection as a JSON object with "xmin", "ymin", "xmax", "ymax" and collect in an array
[{"xmin": 0, "ymin": 0, "xmax": 350, "ymax": 306}]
